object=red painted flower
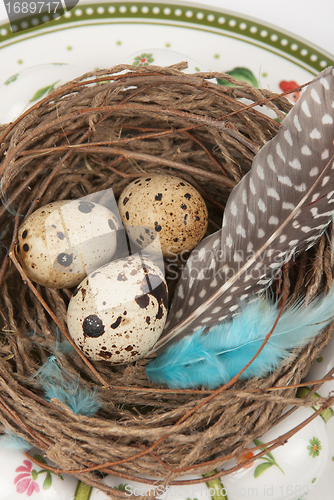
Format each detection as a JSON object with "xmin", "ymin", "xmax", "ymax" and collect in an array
[
  {"xmin": 14, "ymin": 460, "xmax": 40, "ymax": 496},
  {"xmin": 236, "ymin": 448, "xmax": 255, "ymax": 468},
  {"xmin": 133, "ymin": 53, "xmax": 154, "ymax": 67},
  {"xmin": 279, "ymin": 80, "xmax": 301, "ymax": 103}
]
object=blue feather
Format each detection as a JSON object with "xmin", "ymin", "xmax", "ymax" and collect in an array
[
  {"xmin": 54, "ymin": 332, "xmax": 75, "ymax": 354},
  {"xmin": 0, "ymin": 433, "xmax": 32, "ymax": 451},
  {"xmin": 146, "ymin": 286, "xmax": 334, "ymax": 389},
  {"xmin": 44, "ymin": 383, "xmax": 102, "ymax": 416},
  {"xmin": 34, "ymin": 356, "xmax": 102, "ymax": 416}
]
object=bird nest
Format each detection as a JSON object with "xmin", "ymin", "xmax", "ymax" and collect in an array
[{"xmin": 0, "ymin": 64, "xmax": 333, "ymax": 497}]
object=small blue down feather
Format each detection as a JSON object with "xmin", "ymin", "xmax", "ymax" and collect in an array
[
  {"xmin": 146, "ymin": 286, "xmax": 334, "ymax": 389},
  {"xmin": 33, "ymin": 356, "xmax": 102, "ymax": 416},
  {"xmin": 0, "ymin": 433, "xmax": 32, "ymax": 451}
]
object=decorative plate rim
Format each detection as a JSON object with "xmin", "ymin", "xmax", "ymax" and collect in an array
[{"xmin": 0, "ymin": 0, "xmax": 333, "ymax": 75}]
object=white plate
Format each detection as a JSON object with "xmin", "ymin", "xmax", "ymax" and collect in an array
[
  {"xmin": 0, "ymin": 1, "xmax": 333, "ymax": 90},
  {"xmin": 0, "ymin": 2, "xmax": 333, "ymax": 499}
]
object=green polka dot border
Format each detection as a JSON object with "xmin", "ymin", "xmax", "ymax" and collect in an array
[{"xmin": 0, "ymin": 2, "xmax": 333, "ymax": 74}]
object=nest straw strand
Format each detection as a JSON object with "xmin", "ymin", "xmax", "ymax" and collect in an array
[{"xmin": 0, "ymin": 64, "xmax": 333, "ymax": 496}]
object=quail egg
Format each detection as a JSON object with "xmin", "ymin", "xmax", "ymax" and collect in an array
[
  {"xmin": 118, "ymin": 174, "xmax": 208, "ymax": 257},
  {"xmin": 17, "ymin": 199, "xmax": 119, "ymax": 288},
  {"xmin": 67, "ymin": 255, "xmax": 168, "ymax": 363}
]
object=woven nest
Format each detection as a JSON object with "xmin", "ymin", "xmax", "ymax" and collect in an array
[{"xmin": 0, "ymin": 64, "xmax": 334, "ymax": 496}]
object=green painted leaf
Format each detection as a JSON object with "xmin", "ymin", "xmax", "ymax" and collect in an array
[
  {"xmin": 254, "ymin": 462, "xmax": 273, "ymax": 478},
  {"xmin": 29, "ymin": 86, "xmax": 53, "ymax": 102},
  {"xmin": 253, "ymin": 438, "xmax": 269, "ymax": 453},
  {"xmin": 203, "ymin": 470, "xmax": 228, "ymax": 500},
  {"xmin": 253, "ymin": 438, "xmax": 265, "ymax": 448},
  {"xmin": 31, "ymin": 469, "xmax": 38, "ymax": 481},
  {"xmin": 264, "ymin": 450, "xmax": 276, "ymax": 462},
  {"xmin": 257, "ymin": 456, "xmax": 272, "ymax": 463},
  {"xmin": 252, "ymin": 439, "xmax": 284, "ymax": 476},
  {"xmin": 33, "ymin": 453, "xmax": 47, "ymax": 464},
  {"xmin": 4, "ymin": 74, "xmax": 18, "ymax": 85},
  {"xmin": 217, "ymin": 67, "xmax": 259, "ymax": 88},
  {"xmin": 43, "ymin": 472, "xmax": 52, "ymax": 490},
  {"xmin": 319, "ymin": 407, "xmax": 334, "ymax": 424},
  {"xmin": 297, "ymin": 386, "xmax": 334, "ymax": 423},
  {"xmin": 115, "ymin": 483, "xmax": 129, "ymax": 492},
  {"xmin": 29, "ymin": 80, "xmax": 60, "ymax": 102},
  {"xmin": 47, "ymin": 80, "xmax": 61, "ymax": 94},
  {"xmin": 74, "ymin": 480, "xmax": 93, "ymax": 500},
  {"xmin": 253, "ymin": 438, "xmax": 276, "ymax": 462}
]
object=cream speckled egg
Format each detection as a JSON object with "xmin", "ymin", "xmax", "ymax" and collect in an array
[
  {"xmin": 67, "ymin": 255, "xmax": 168, "ymax": 363},
  {"xmin": 118, "ymin": 174, "xmax": 208, "ymax": 257},
  {"xmin": 17, "ymin": 199, "xmax": 119, "ymax": 288}
]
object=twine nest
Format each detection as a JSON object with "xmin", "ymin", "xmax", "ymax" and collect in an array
[{"xmin": 0, "ymin": 64, "xmax": 334, "ymax": 496}]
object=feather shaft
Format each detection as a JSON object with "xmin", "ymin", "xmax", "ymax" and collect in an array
[
  {"xmin": 151, "ymin": 152, "xmax": 334, "ymax": 353},
  {"xmin": 150, "ymin": 66, "xmax": 334, "ymax": 355},
  {"xmin": 146, "ymin": 286, "xmax": 334, "ymax": 389}
]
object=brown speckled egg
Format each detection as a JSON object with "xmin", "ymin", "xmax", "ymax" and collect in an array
[
  {"xmin": 17, "ymin": 199, "xmax": 119, "ymax": 288},
  {"xmin": 118, "ymin": 174, "xmax": 208, "ymax": 257},
  {"xmin": 67, "ymin": 255, "xmax": 168, "ymax": 363}
]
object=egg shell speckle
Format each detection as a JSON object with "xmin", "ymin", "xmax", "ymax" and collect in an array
[
  {"xmin": 17, "ymin": 199, "xmax": 119, "ymax": 288},
  {"xmin": 118, "ymin": 174, "xmax": 208, "ymax": 257},
  {"xmin": 67, "ymin": 255, "xmax": 168, "ymax": 363}
]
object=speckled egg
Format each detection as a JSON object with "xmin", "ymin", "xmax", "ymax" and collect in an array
[
  {"xmin": 17, "ymin": 199, "xmax": 119, "ymax": 288},
  {"xmin": 67, "ymin": 255, "xmax": 168, "ymax": 363},
  {"xmin": 118, "ymin": 174, "xmax": 208, "ymax": 257}
]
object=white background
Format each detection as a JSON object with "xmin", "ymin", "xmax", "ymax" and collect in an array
[{"xmin": 0, "ymin": 0, "xmax": 333, "ymax": 55}]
